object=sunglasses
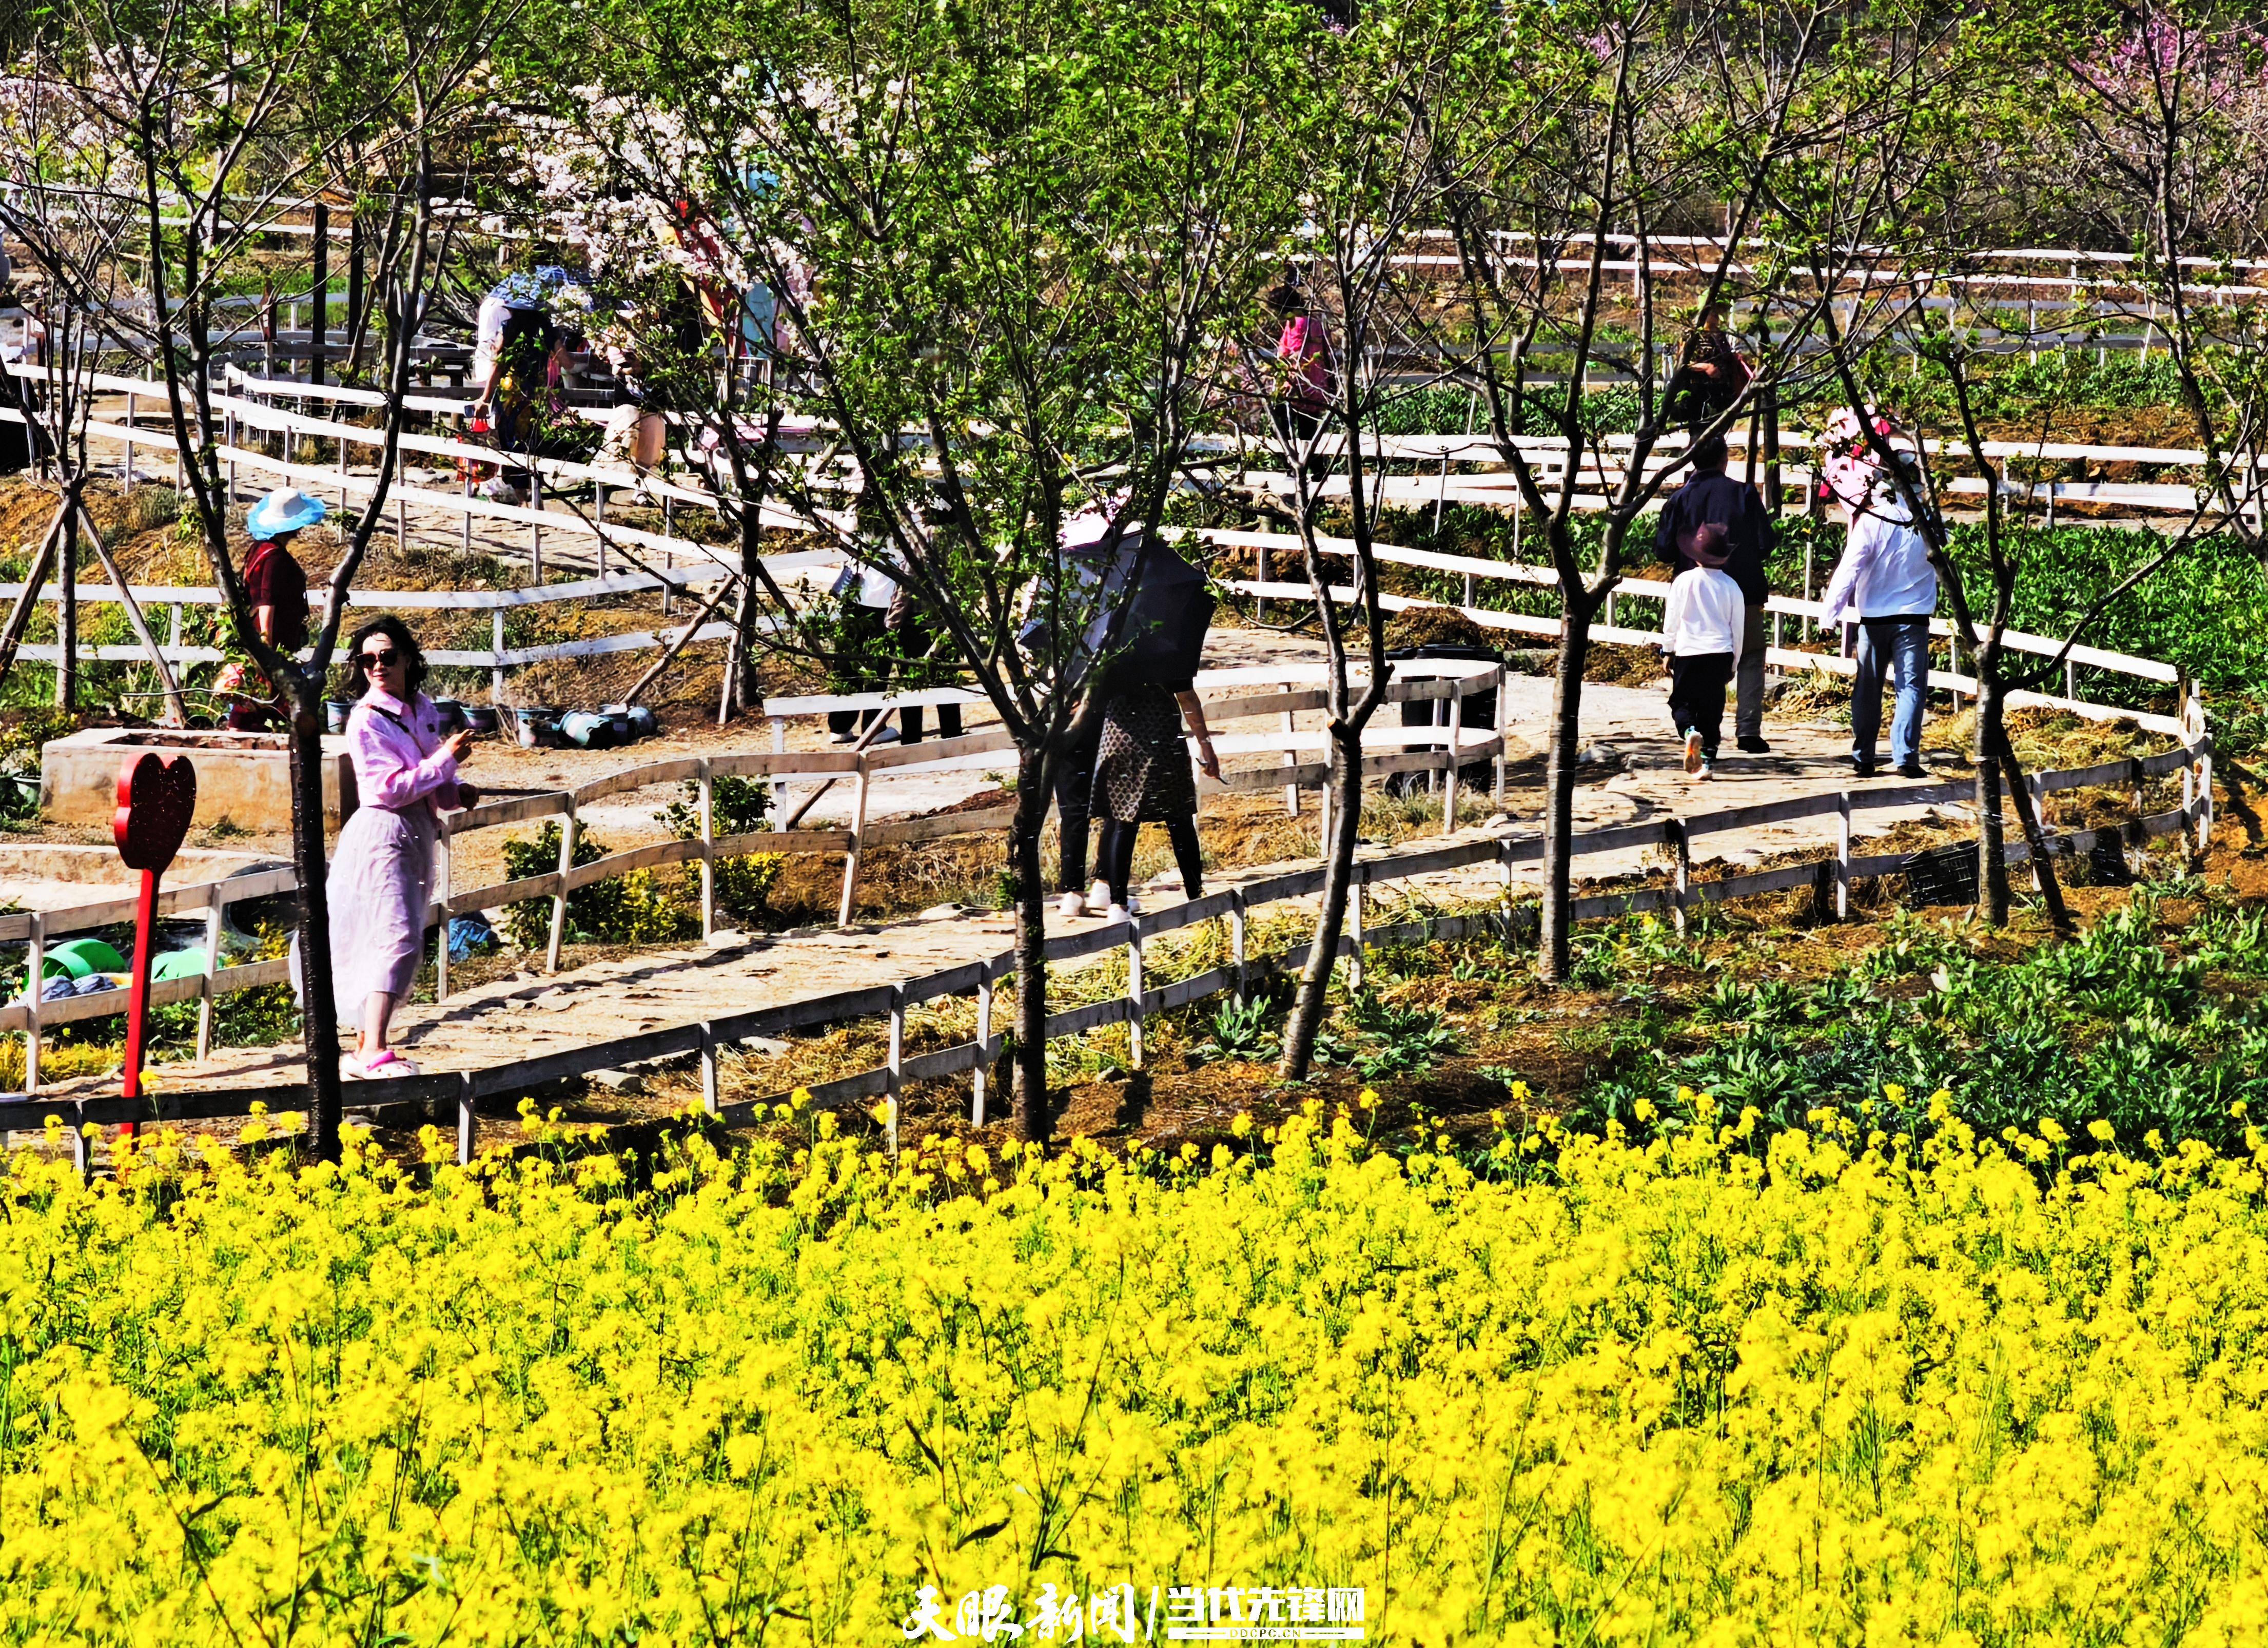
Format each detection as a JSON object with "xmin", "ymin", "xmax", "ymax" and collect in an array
[{"xmin": 359, "ymin": 648, "xmax": 401, "ymax": 669}]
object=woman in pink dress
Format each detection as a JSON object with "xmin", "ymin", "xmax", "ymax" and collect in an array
[{"xmin": 329, "ymin": 617, "xmax": 477, "ymax": 1077}]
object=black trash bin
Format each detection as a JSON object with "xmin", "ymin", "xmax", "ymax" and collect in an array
[{"xmin": 1384, "ymin": 642, "xmax": 1504, "ymax": 795}]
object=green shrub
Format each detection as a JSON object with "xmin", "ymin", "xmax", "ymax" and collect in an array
[
  {"xmin": 499, "ymin": 822, "xmax": 694, "ymax": 949},
  {"xmin": 657, "ymin": 776, "xmax": 783, "ymax": 922},
  {"xmin": 1561, "ymin": 897, "xmax": 2268, "ymax": 1156},
  {"xmin": 0, "ymin": 709, "xmax": 76, "ymax": 819}
]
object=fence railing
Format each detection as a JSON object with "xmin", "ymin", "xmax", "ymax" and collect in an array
[
  {"xmin": 0, "ymin": 698, "xmax": 2211, "ymax": 1172},
  {"xmin": 1202, "ymin": 425, "xmax": 2264, "ymax": 528},
  {"xmin": 1198, "ymin": 524, "xmax": 2186, "ymax": 707},
  {"xmin": 23, "ymin": 360, "xmax": 2259, "ymax": 542},
  {"xmin": 0, "ymin": 561, "xmax": 815, "ymax": 688}
]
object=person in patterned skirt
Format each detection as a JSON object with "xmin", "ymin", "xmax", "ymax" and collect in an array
[{"xmin": 1083, "ymin": 585, "xmax": 1221, "ymax": 920}]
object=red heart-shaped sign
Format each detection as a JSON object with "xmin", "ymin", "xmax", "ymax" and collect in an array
[{"xmin": 114, "ymin": 752, "xmax": 198, "ymax": 873}]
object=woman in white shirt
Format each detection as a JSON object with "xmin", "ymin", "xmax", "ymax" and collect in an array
[{"xmin": 1820, "ymin": 466, "xmax": 1939, "ymax": 778}]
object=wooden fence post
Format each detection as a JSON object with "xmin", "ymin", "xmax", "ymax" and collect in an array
[
  {"xmin": 1442, "ymin": 685, "xmax": 1462, "ymax": 834},
  {"xmin": 2196, "ymin": 748, "xmax": 2213, "ymax": 851},
  {"xmin": 24, "ymin": 911, "xmax": 43, "ymax": 1093},
  {"xmin": 1491, "ymin": 665, "xmax": 1506, "ymax": 811},
  {"xmin": 971, "ymin": 966, "xmax": 993, "ymax": 1127},
  {"xmin": 1280, "ymin": 683, "xmax": 1300, "ymax": 816},
  {"xmin": 2128, "ymin": 755, "xmax": 2147, "ymax": 867},
  {"xmin": 697, "ymin": 758, "xmax": 716, "ymax": 938},
  {"xmin": 194, "ymin": 888, "xmax": 223, "ymax": 1061},
  {"xmin": 700, "ymin": 1021, "xmax": 719, "ymax": 1115},
  {"xmin": 457, "ymin": 1071, "xmax": 476, "ymax": 1166},
  {"xmin": 837, "ymin": 755, "xmax": 870, "ymax": 929},
  {"xmin": 1348, "ymin": 865, "xmax": 1365, "ymax": 989},
  {"xmin": 1835, "ymin": 790, "xmax": 1853, "ymax": 919},
  {"xmin": 546, "ymin": 800, "xmax": 578, "ymax": 973},
  {"xmin": 1667, "ymin": 818, "xmax": 1691, "ymax": 936},
  {"xmin": 885, "ymin": 985, "xmax": 904, "ymax": 1152},
  {"xmin": 2198, "ymin": 722, "xmax": 2215, "ymax": 851},
  {"xmin": 1231, "ymin": 889, "xmax": 1248, "ymax": 1006},
  {"xmin": 433, "ymin": 821, "xmax": 452, "ymax": 1003},
  {"xmin": 1126, "ymin": 916, "xmax": 1145, "ymax": 1070},
  {"xmin": 492, "ymin": 612, "xmax": 505, "ymax": 704}
]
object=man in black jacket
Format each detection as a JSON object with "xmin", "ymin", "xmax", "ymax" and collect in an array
[{"xmin": 1654, "ymin": 434, "xmax": 1772, "ymax": 753}]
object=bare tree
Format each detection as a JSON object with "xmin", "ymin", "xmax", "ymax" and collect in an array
[
  {"xmin": 29, "ymin": 0, "xmax": 510, "ymax": 1157},
  {"xmin": 555, "ymin": 0, "xmax": 1301, "ymax": 1138},
  {"xmin": 1431, "ymin": 0, "xmax": 1954, "ymax": 981},
  {"xmin": 2058, "ymin": 4, "xmax": 2268, "ymax": 558},
  {"xmin": 1236, "ymin": 0, "xmax": 1522, "ymax": 1080},
  {"xmin": 0, "ymin": 64, "xmax": 185, "ymax": 718}
]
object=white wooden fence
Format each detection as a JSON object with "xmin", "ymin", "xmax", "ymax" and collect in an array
[{"xmin": 1198, "ymin": 524, "xmax": 2186, "ymax": 707}]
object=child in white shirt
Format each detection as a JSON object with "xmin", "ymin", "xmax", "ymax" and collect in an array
[{"xmin": 1659, "ymin": 525, "xmax": 1747, "ymax": 778}]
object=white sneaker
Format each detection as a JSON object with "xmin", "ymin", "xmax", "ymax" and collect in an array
[
  {"xmin": 1683, "ymin": 729, "xmax": 1704, "ymax": 775},
  {"xmin": 1696, "ymin": 761, "xmax": 1713, "ymax": 781},
  {"xmin": 1086, "ymin": 879, "xmax": 1113, "ymax": 913},
  {"xmin": 1055, "ymin": 891, "xmax": 1087, "ymax": 919},
  {"xmin": 867, "ymin": 727, "xmax": 901, "ymax": 744},
  {"xmin": 1106, "ymin": 903, "xmax": 1137, "ymax": 924}
]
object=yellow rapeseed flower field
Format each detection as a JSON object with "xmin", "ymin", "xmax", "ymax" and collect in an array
[{"xmin": 3, "ymin": 1097, "xmax": 2266, "ymax": 1644}]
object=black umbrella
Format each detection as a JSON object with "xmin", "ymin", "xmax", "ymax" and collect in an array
[{"xmin": 1107, "ymin": 537, "xmax": 1211, "ymax": 684}]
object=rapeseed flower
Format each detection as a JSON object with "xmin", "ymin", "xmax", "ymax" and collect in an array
[{"xmin": 0, "ymin": 1113, "xmax": 2263, "ymax": 1642}]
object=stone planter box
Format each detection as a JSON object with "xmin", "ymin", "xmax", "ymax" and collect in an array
[{"xmin": 39, "ymin": 729, "xmax": 357, "ymax": 832}]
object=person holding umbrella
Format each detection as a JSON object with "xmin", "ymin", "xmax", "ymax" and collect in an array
[
  {"xmin": 1017, "ymin": 500, "xmax": 1122, "ymax": 915},
  {"xmin": 1081, "ymin": 535, "xmax": 1221, "ymax": 920}
]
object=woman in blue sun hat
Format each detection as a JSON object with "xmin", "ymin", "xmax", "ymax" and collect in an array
[{"xmin": 222, "ymin": 487, "xmax": 322, "ymax": 730}]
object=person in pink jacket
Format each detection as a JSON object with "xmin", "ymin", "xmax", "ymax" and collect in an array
[
  {"xmin": 329, "ymin": 617, "xmax": 479, "ymax": 1077},
  {"xmin": 1264, "ymin": 283, "xmax": 1333, "ymax": 477}
]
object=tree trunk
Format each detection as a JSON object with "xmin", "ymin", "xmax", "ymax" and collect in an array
[
  {"xmin": 54, "ymin": 500, "xmax": 75, "ymax": 711},
  {"xmin": 1973, "ymin": 672, "xmax": 2010, "ymax": 925},
  {"xmin": 725, "ymin": 562, "xmax": 763, "ymax": 721},
  {"xmin": 1537, "ymin": 605, "xmax": 1596, "ymax": 983},
  {"xmin": 1997, "ymin": 738, "xmax": 2073, "ymax": 937},
  {"xmin": 288, "ymin": 684, "xmax": 347, "ymax": 1162},
  {"xmin": 0, "ymin": 497, "xmax": 64, "ymax": 691},
  {"xmin": 1763, "ymin": 389, "xmax": 1782, "ymax": 516},
  {"xmin": 1279, "ymin": 730, "xmax": 1365, "ymax": 1081},
  {"xmin": 1008, "ymin": 753, "xmax": 1053, "ymax": 1141}
]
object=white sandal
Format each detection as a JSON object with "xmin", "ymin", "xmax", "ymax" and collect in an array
[{"xmin": 348, "ymin": 1050, "xmax": 419, "ymax": 1080}]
